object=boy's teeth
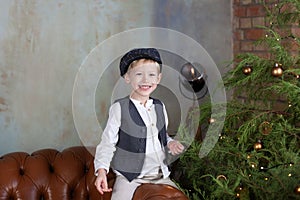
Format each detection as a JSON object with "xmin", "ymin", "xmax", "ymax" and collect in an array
[{"xmin": 140, "ymin": 85, "xmax": 150, "ymax": 89}]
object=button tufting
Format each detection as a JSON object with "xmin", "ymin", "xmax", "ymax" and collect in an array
[
  {"xmin": 84, "ymin": 165, "xmax": 89, "ymax": 173},
  {"xmin": 19, "ymin": 168, "xmax": 25, "ymax": 176},
  {"xmin": 49, "ymin": 165, "xmax": 54, "ymax": 173},
  {"xmin": 0, "ymin": 146, "xmax": 188, "ymax": 200},
  {"xmin": 40, "ymin": 194, "xmax": 45, "ymax": 199}
]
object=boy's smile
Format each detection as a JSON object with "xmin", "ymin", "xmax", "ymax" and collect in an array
[{"xmin": 139, "ymin": 84, "xmax": 152, "ymax": 90}]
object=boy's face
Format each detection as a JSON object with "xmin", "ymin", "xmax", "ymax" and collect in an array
[{"xmin": 124, "ymin": 59, "xmax": 161, "ymax": 101}]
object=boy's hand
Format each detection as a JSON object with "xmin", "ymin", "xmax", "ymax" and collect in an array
[
  {"xmin": 167, "ymin": 140, "xmax": 184, "ymax": 155},
  {"xmin": 94, "ymin": 168, "xmax": 112, "ymax": 195}
]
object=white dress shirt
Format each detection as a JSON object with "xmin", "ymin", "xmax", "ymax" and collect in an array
[{"xmin": 94, "ymin": 98, "xmax": 173, "ymax": 179}]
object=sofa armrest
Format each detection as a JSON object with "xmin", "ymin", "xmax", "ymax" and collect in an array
[{"xmin": 133, "ymin": 183, "xmax": 189, "ymax": 200}]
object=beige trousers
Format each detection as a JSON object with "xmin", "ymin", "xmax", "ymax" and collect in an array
[{"xmin": 111, "ymin": 174, "xmax": 178, "ymax": 200}]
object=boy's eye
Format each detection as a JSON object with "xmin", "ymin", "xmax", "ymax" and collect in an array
[
  {"xmin": 135, "ymin": 72, "xmax": 142, "ymax": 76},
  {"xmin": 149, "ymin": 72, "xmax": 158, "ymax": 77}
]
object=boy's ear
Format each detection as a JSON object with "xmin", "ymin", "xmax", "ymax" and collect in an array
[
  {"xmin": 124, "ymin": 73, "xmax": 130, "ymax": 83},
  {"xmin": 157, "ymin": 73, "xmax": 162, "ymax": 84}
]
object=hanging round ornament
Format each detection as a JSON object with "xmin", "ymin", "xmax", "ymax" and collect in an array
[
  {"xmin": 271, "ymin": 62, "xmax": 283, "ymax": 77},
  {"xmin": 259, "ymin": 121, "xmax": 272, "ymax": 135},
  {"xmin": 254, "ymin": 140, "xmax": 263, "ymax": 150},
  {"xmin": 242, "ymin": 63, "xmax": 252, "ymax": 75}
]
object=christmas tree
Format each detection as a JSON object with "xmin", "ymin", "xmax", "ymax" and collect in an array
[{"xmin": 176, "ymin": 1, "xmax": 300, "ymax": 199}]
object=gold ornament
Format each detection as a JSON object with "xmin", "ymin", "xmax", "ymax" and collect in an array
[
  {"xmin": 242, "ymin": 64, "xmax": 252, "ymax": 75},
  {"xmin": 271, "ymin": 63, "xmax": 283, "ymax": 77},
  {"xmin": 254, "ymin": 140, "xmax": 263, "ymax": 150},
  {"xmin": 259, "ymin": 121, "xmax": 272, "ymax": 135}
]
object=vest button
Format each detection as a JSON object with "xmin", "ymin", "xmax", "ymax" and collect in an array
[{"xmin": 151, "ymin": 123, "xmax": 154, "ymax": 126}]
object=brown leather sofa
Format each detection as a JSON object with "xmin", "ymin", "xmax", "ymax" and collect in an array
[{"xmin": 0, "ymin": 146, "xmax": 188, "ymax": 200}]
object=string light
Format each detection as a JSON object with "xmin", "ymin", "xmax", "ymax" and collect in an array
[
  {"xmin": 209, "ymin": 118, "xmax": 216, "ymax": 123},
  {"xmin": 295, "ymin": 186, "xmax": 300, "ymax": 194}
]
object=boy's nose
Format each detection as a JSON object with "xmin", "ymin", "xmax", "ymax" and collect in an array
[{"xmin": 142, "ymin": 75, "xmax": 149, "ymax": 82}]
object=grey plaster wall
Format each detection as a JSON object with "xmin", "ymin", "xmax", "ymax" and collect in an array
[{"xmin": 0, "ymin": 0, "xmax": 232, "ymax": 154}]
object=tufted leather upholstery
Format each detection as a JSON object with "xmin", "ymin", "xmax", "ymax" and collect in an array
[{"xmin": 0, "ymin": 146, "xmax": 188, "ymax": 200}]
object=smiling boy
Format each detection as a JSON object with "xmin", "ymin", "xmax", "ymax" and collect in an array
[{"xmin": 94, "ymin": 48, "xmax": 184, "ymax": 200}]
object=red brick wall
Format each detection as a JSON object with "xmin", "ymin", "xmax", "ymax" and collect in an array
[
  {"xmin": 233, "ymin": 0, "xmax": 299, "ymax": 59},
  {"xmin": 233, "ymin": 0, "xmax": 268, "ymax": 58}
]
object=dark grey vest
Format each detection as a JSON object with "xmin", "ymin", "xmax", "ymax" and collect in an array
[{"xmin": 111, "ymin": 97, "xmax": 167, "ymax": 182}]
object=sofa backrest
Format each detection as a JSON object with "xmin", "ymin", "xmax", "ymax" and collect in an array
[{"xmin": 0, "ymin": 146, "xmax": 114, "ymax": 200}]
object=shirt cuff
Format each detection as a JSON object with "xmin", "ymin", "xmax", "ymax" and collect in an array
[{"xmin": 94, "ymin": 166, "xmax": 110, "ymax": 176}]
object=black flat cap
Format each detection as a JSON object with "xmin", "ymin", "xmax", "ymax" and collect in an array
[{"xmin": 119, "ymin": 48, "xmax": 162, "ymax": 76}]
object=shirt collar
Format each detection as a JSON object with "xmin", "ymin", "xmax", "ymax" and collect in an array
[{"xmin": 130, "ymin": 97, "xmax": 153, "ymax": 108}]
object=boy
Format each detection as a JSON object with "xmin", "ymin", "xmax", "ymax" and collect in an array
[{"xmin": 94, "ymin": 48, "xmax": 184, "ymax": 200}]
